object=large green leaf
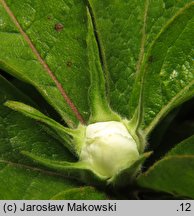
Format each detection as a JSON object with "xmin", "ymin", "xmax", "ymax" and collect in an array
[
  {"xmin": 167, "ymin": 135, "xmax": 194, "ymax": 156},
  {"xmin": 130, "ymin": 1, "xmax": 194, "ymax": 134},
  {"xmin": 0, "ymin": 0, "xmax": 90, "ymax": 127},
  {"xmin": 88, "ymin": 0, "xmax": 194, "ymax": 124},
  {"xmin": 137, "ymin": 135, "xmax": 194, "ymax": 198},
  {"xmin": 0, "ymin": 75, "xmax": 106, "ymax": 199},
  {"xmin": 0, "ymin": 162, "xmax": 106, "ymax": 199}
]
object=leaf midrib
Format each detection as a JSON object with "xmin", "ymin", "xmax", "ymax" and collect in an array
[
  {"xmin": 135, "ymin": 0, "xmax": 149, "ymax": 75},
  {"xmin": 0, "ymin": 0, "xmax": 85, "ymax": 124}
]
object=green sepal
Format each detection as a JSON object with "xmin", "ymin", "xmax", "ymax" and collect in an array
[
  {"xmin": 21, "ymin": 151, "xmax": 107, "ymax": 186},
  {"xmin": 86, "ymin": 7, "xmax": 120, "ymax": 123},
  {"xmin": 4, "ymin": 100, "xmax": 81, "ymax": 156},
  {"xmin": 122, "ymin": 118, "xmax": 146, "ymax": 154},
  {"xmin": 126, "ymin": 87, "xmax": 146, "ymax": 154},
  {"xmin": 109, "ymin": 152, "xmax": 152, "ymax": 187}
]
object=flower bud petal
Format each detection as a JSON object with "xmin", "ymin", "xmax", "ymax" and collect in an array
[{"xmin": 80, "ymin": 121, "xmax": 139, "ymax": 178}]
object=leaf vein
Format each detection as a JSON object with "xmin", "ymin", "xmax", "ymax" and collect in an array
[
  {"xmin": 136, "ymin": 0, "xmax": 149, "ymax": 75},
  {"xmin": 0, "ymin": 0, "xmax": 85, "ymax": 124}
]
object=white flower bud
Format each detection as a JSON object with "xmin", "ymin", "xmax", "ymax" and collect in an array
[{"xmin": 80, "ymin": 121, "xmax": 139, "ymax": 178}]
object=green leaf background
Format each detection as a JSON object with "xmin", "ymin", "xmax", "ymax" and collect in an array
[{"xmin": 0, "ymin": 0, "xmax": 194, "ymax": 199}]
